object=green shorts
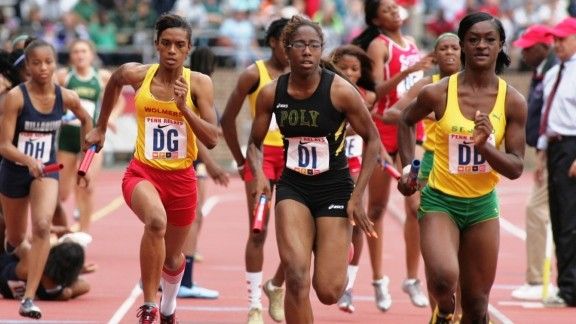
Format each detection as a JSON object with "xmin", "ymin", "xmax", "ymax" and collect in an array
[
  {"xmin": 418, "ymin": 185, "xmax": 499, "ymax": 230},
  {"xmin": 58, "ymin": 124, "xmax": 81, "ymax": 154},
  {"xmin": 418, "ymin": 150, "xmax": 434, "ymax": 181}
]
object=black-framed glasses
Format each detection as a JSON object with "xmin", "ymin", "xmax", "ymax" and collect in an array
[{"xmin": 288, "ymin": 40, "xmax": 323, "ymax": 51}]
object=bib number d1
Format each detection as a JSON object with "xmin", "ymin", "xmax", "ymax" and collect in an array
[{"xmin": 286, "ymin": 136, "xmax": 329, "ymax": 175}]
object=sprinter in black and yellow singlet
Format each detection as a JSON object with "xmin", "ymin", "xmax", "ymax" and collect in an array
[
  {"xmin": 220, "ymin": 18, "xmax": 289, "ymax": 323},
  {"xmin": 84, "ymin": 14, "xmax": 219, "ymax": 324},
  {"xmin": 246, "ymin": 16, "xmax": 381, "ymax": 324},
  {"xmin": 397, "ymin": 12, "xmax": 527, "ymax": 324}
]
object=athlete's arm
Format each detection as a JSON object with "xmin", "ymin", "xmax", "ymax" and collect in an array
[
  {"xmin": 246, "ymin": 81, "xmax": 276, "ymax": 200},
  {"xmin": 333, "ymin": 76, "xmax": 379, "ymax": 237},
  {"xmin": 99, "ymin": 69, "xmax": 125, "ymax": 130},
  {"xmin": 378, "ymin": 76, "xmax": 432, "ymax": 124},
  {"xmin": 178, "ymin": 71, "xmax": 218, "ymax": 149},
  {"xmin": 220, "ymin": 64, "xmax": 260, "ymax": 169},
  {"xmin": 475, "ymin": 86, "xmax": 526, "ymax": 180},
  {"xmin": 86, "ymin": 63, "xmax": 147, "ymax": 151},
  {"xmin": 397, "ymin": 82, "xmax": 444, "ymax": 195}
]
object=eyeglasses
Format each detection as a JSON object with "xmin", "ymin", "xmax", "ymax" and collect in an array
[{"xmin": 288, "ymin": 40, "xmax": 323, "ymax": 51}]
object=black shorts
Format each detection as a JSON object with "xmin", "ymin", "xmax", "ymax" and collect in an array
[
  {"xmin": 0, "ymin": 161, "xmax": 58, "ymax": 198},
  {"xmin": 276, "ymin": 168, "xmax": 354, "ymax": 218}
]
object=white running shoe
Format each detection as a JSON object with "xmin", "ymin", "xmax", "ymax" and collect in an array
[
  {"xmin": 373, "ymin": 276, "xmax": 392, "ymax": 312},
  {"xmin": 338, "ymin": 288, "xmax": 355, "ymax": 313},
  {"xmin": 247, "ymin": 307, "xmax": 264, "ymax": 324},
  {"xmin": 402, "ymin": 278, "xmax": 429, "ymax": 308},
  {"xmin": 263, "ymin": 280, "xmax": 285, "ymax": 322},
  {"xmin": 511, "ymin": 283, "xmax": 558, "ymax": 301}
]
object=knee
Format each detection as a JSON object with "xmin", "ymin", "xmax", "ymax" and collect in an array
[
  {"xmin": 284, "ymin": 266, "xmax": 310, "ymax": 298},
  {"xmin": 144, "ymin": 210, "xmax": 167, "ymax": 237},
  {"xmin": 427, "ymin": 270, "xmax": 458, "ymax": 298},
  {"xmin": 31, "ymin": 218, "xmax": 52, "ymax": 239},
  {"xmin": 248, "ymin": 231, "xmax": 267, "ymax": 246},
  {"xmin": 313, "ymin": 279, "xmax": 345, "ymax": 305},
  {"xmin": 164, "ymin": 253, "xmax": 184, "ymax": 270},
  {"xmin": 368, "ymin": 204, "xmax": 385, "ymax": 220}
]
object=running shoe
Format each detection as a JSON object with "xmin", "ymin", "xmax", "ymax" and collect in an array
[
  {"xmin": 543, "ymin": 293, "xmax": 567, "ymax": 308},
  {"xmin": 247, "ymin": 307, "xmax": 264, "ymax": 324},
  {"xmin": 511, "ymin": 283, "xmax": 558, "ymax": 301},
  {"xmin": 373, "ymin": 276, "xmax": 392, "ymax": 312},
  {"xmin": 160, "ymin": 312, "xmax": 177, "ymax": 324},
  {"xmin": 337, "ymin": 288, "xmax": 355, "ymax": 313},
  {"xmin": 402, "ymin": 278, "xmax": 430, "ymax": 307},
  {"xmin": 177, "ymin": 284, "xmax": 219, "ymax": 299},
  {"xmin": 263, "ymin": 279, "xmax": 285, "ymax": 322},
  {"xmin": 19, "ymin": 298, "xmax": 41, "ymax": 319},
  {"xmin": 137, "ymin": 304, "xmax": 159, "ymax": 324},
  {"xmin": 429, "ymin": 306, "xmax": 454, "ymax": 324}
]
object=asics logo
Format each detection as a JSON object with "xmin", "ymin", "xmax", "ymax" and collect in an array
[
  {"xmin": 328, "ymin": 204, "xmax": 344, "ymax": 210},
  {"xmin": 276, "ymin": 103, "xmax": 288, "ymax": 109}
]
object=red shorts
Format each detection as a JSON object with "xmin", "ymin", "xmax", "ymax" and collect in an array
[
  {"xmin": 373, "ymin": 117, "xmax": 424, "ymax": 154},
  {"xmin": 243, "ymin": 145, "xmax": 285, "ymax": 182},
  {"xmin": 122, "ymin": 159, "xmax": 197, "ymax": 226},
  {"xmin": 348, "ymin": 156, "xmax": 362, "ymax": 175}
]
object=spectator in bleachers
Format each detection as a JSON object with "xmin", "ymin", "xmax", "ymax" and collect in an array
[
  {"xmin": 88, "ymin": 9, "xmax": 117, "ymax": 51},
  {"xmin": 202, "ymin": 0, "xmax": 225, "ymax": 28},
  {"xmin": 174, "ymin": 0, "xmax": 209, "ymax": 30},
  {"xmin": 343, "ymin": 0, "xmax": 367, "ymax": 43},
  {"xmin": 313, "ymin": 0, "xmax": 344, "ymax": 54},
  {"xmin": 217, "ymin": 5, "xmax": 261, "ymax": 68},
  {"xmin": 73, "ymin": 0, "xmax": 97, "ymax": 24},
  {"xmin": 54, "ymin": 12, "xmax": 90, "ymax": 52},
  {"xmin": 18, "ymin": 5, "xmax": 44, "ymax": 40}
]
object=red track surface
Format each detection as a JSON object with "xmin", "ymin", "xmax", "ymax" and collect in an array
[{"xmin": 1, "ymin": 167, "xmax": 575, "ymax": 323}]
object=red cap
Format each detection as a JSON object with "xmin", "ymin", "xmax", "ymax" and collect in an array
[
  {"xmin": 512, "ymin": 25, "xmax": 553, "ymax": 48},
  {"xmin": 547, "ymin": 17, "xmax": 576, "ymax": 38}
]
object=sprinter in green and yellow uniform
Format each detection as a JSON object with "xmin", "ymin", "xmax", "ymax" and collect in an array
[
  {"xmin": 397, "ymin": 12, "xmax": 527, "ymax": 324},
  {"xmin": 55, "ymin": 39, "xmax": 123, "ymax": 234}
]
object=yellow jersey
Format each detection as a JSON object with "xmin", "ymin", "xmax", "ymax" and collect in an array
[
  {"xmin": 248, "ymin": 60, "xmax": 283, "ymax": 147},
  {"xmin": 428, "ymin": 73, "xmax": 507, "ymax": 197},
  {"xmin": 421, "ymin": 74, "xmax": 441, "ymax": 152},
  {"xmin": 133, "ymin": 64, "xmax": 198, "ymax": 170}
]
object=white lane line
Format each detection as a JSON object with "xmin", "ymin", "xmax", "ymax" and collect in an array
[{"xmin": 108, "ymin": 284, "xmax": 143, "ymax": 324}]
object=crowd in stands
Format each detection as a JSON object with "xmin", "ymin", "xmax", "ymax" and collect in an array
[{"xmin": 0, "ymin": 0, "xmax": 575, "ymax": 68}]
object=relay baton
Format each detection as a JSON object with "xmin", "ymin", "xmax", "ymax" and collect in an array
[
  {"xmin": 43, "ymin": 163, "xmax": 63, "ymax": 174},
  {"xmin": 381, "ymin": 161, "xmax": 401, "ymax": 180},
  {"xmin": 78, "ymin": 145, "xmax": 97, "ymax": 176},
  {"xmin": 252, "ymin": 194, "xmax": 269, "ymax": 234},
  {"xmin": 407, "ymin": 159, "xmax": 421, "ymax": 189}
]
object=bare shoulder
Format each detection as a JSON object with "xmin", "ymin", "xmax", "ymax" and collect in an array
[
  {"xmin": 504, "ymin": 84, "xmax": 527, "ymax": 117},
  {"xmin": 190, "ymin": 71, "xmax": 213, "ymax": 92},
  {"xmin": 331, "ymin": 74, "xmax": 361, "ymax": 110},
  {"xmin": 60, "ymin": 86, "xmax": 81, "ymax": 105},
  {"xmin": 113, "ymin": 62, "xmax": 149, "ymax": 86}
]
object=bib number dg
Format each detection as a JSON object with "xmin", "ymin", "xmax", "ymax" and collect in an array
[{"xmin": 144, "ymin": 117, "xmax": 187, "ymax": 160}]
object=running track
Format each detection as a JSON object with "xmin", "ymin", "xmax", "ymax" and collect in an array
[{"xmin": 1, "ymin": 167, "xmax": 575, "ymax": 323}]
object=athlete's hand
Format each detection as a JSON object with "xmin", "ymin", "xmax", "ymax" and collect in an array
[
  {"xmin": 26, "ymin": 158, "xmax": 44, "ymax": 178},
  {"xmin": 174, "ymin": 76, "xmax": 189, "ymax": 111},
  {"xmin": 251, "ymin": 170, "xmax": 271, "ymax": 209},
  {"xmin": 207, "ymin": 164, "xmax": 230, "ymax": 187},
  {"xmin": 407, "ymin": 53, "xmax": 435, "ymax": 74},
  {"xmin": 77, "ymin": 172, "xmax": 90, "ymax": 188},
  {"xmin": 473, "ymin": 110, "xmax": 493, "ymax": 148},
  {"xmin": 347, "ymin": 195, "xmax": 377, "ymax": 238},
  {"xmin": 84, "ymin": 128, "xmax": 105, "ymax": 153},
  {"xmin": 397, "ymin": 169, "xmax": 417, "ymax": 196}
]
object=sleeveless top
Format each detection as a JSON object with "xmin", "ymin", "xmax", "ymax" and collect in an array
[
  {"xmin": 273, "ymin": 69, "xmax": 348, "ymax": 175},
  {"xmin": 8, "ymin": 84, "xmax": 64, "ymax": 166},
  {"xmin": 133, "ymin": 64, "xmax": 199, "ymax": 170},
  {"xmin": 248, "ymin": 60, "xmax": 283, "ymax": 147},
  {"xmin": 373, "ymin": 34, "xmax": 423, "ymax": 152},
  {"xmin": 62, "ymin": 67, "xmax": 102, "ymax": 126},
  {"xmin": 421, "ymin": 74, "xmax": 441, "ymax": 152},
  {"xmin": 428, "ymin": 73, "xmax": 507, "ymax": 197}
]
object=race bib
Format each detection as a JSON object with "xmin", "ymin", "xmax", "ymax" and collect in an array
[
  {"xmin": 448, "ymin": 133, "xmax": 495, "ymax": 174},
  {"xmin": 345, "ymin": 135, "xmax": 363, "ymax": 158},
  {"xmin": 286, "ymin": 136, "xmax": 329, "ymax": 175},
  {"xmin": 144, "ymin": 117, "xmax": 187, "ymax": 160},
  {"xmin": 17, "ymin": 132, "xmax": 52, "ymax": 163}
]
